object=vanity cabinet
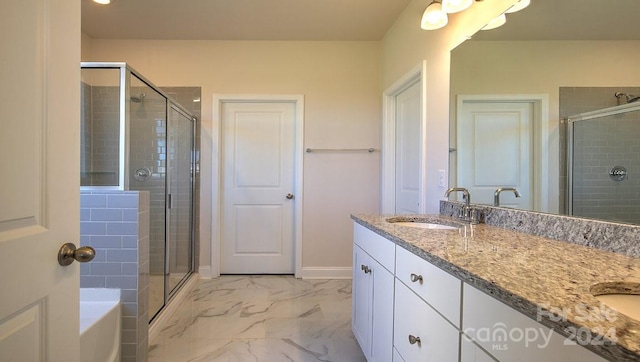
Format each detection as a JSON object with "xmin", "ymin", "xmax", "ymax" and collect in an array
[
  {"xmin": 393, "ymin": 245, "xmax": 462, "ymax": 361},
  {"xmin": 352, "ymin": 221, "xmax": 611, "ymax": 362},
  {"xmin": 462, "ymin": 283, "xmax": 606, "ymax": 362},
  {"xmin": 394, "ymin": 281, "xmax": 460, "ymax": 361},
  {"xmin": 352, "ymin": 224, "xmax": 395, "ymax": 362},
  {"xmin": 461, "ymin": 338, "xmax": 496, "ymax": 362}
]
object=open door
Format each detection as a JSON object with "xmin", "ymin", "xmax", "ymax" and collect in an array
[{"xmin": 0, "ymin": 0, "xmax": 81, "ymax": 360}]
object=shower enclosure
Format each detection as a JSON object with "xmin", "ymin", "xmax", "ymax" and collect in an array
[
  {"xmin": 80, "ymin": 62, "xmax": 197, "ymax": 321},
  {"xmin": 567, "ymin": 101, "xmax": 640, "ymax": 224}
]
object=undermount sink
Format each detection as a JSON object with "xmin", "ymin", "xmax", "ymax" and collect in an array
[
  {"xmin": 391, "ymin": 222, "xmax": 459, "ymax": 230},
  {"xmin": 591, "ymin": 282, "xmax": 640, "ymax": 321},
  {"xmin": 386, "ymin": 217, "xmax": 460, "ymax": 231},
  {"xmin": 593, "ymin": 294, "xmax": 640, "ymax": 321}
]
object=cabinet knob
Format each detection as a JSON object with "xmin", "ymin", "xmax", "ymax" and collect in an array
[
  {"xmin": 410, "ymin": 273, "xmax": 423, "ymax": 283},
  {"xmin": 361, "ymin": 264, "xmax": 371, "ymax": 274},
  {"xmin": 408, "ymin": 335, "xmax": 421, "ymax": 345}
]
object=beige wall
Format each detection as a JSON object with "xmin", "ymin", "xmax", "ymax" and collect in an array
[
  {"xmin": 381, "ymin": 0, "xmax": 516, "ymax": 213},
  {"xmin": 82, "ymin": 0, "xmax": 517, "ymax": 275},
  {"xmin": 451, "ymin": 40, "xmax": 640, "ymax": 211},
  {"xmin": 83, "ymin": 39, "xmax": 382, "ymax": 275}
]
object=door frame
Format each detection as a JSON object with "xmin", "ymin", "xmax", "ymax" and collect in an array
[
  {"xmin": 211, "ymin": 94, "xmax": 304, "ymax": 278},
  {"xmin": 455, "ymin": 94, "xmax": 551, "ymax": 212},
  {"xmin": 381, "ymin": 61, "xmax": 427, "ymax": 214}
]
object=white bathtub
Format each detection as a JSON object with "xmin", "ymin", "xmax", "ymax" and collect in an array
[{"xmin": 80, "ymin": 288, "xmax": 121, "ymax": 362}]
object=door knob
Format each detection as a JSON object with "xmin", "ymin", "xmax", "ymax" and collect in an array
[
  {"xmin": 286, "ymin": 193, "xmax": 294, "ymax": 199},
  {"xmin": 58, "ymin": 243, "xmax": 96, "ymax": 266}
]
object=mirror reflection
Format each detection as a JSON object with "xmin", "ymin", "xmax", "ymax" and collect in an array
[{"xmin": 449, "ymin": 0, "xmax": 640, "ymax": 224}]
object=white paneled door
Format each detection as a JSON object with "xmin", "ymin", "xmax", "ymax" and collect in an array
[
  {"xmin": 395, "ymin": 80, "xmax": 421, "ymax": 214},
  {"xmin": 457, "ymin": 100, "xmax": 533, "ymax": 209},
  {"xmin": 0, "ymin": 0, "xmax": 80, "ymax": 361},
  {"xmin": 221, "ymin": 102, "xmax": 296, "ymax": 274}
]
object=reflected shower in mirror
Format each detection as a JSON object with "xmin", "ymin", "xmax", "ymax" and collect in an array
[{"xmin": 449, "ymin": 0, "xmax": 640, "ymax": 224}]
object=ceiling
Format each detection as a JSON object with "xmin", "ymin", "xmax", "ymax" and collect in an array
[
  {"xmin": 82, "ymin": 0, "xmax": 640, "ymax": 42},
  {"xmin": 81, "ymin": 0, "xmax": 413, "ymax": 41},
  {"xmin": 472, "ymin": 0, "xmax": 640, "ymax": 41}
]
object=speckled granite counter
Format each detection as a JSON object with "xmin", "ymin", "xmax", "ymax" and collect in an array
[{"xmin": 351, "ymin": 214, "xmax": 640, "ymax": 361}]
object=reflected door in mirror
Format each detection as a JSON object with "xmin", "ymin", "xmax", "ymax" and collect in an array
[{"xmin": 457, "ymin": 100, "xmax": 532, "ymax": 209}]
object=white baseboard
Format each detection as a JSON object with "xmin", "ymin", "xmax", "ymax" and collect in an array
[
  {"xmin": 300, "ymin": 267, "xmax": 352, "ymax": 279},
  {"xmin": 198, "ymin": 265, "xmax": 214, "ymax": 279},
  {"xmin": 148, "ymin": 273, "xmax": 199, "ymax": 345}
]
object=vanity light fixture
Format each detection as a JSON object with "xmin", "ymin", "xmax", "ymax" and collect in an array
[
  {"xmin": 481, "ymin": 13, "xmax": 506, "ymax": 30},
  {"xmin": 421, "ymin": 1, "xmax": 448, "ymax": 30},
  {"xmin": 442, "ymin": 0, "xmax": 473, "ymax": 13},
  {"xmin": 92, "ymin": 0, "xmax": 111, "ymax": 4},
  {"xmin": 505, "ymin": 0, "xmax": 530, "ymax": 13}
]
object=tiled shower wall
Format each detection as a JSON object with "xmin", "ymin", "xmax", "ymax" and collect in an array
[
  {"xmin": 81, "ymin": 84, "xmax": 201, "ymax": 279},
  {"xmin": 80, "ymin": 191, "xmax": 150, "ymax": 362},
  {"xmin": 80, "ymin": 84, "xmax": 120, "ymax": 186},
  {"xmin": 559, "ymin": 87, "xmax": 640, "ymax": 224}
]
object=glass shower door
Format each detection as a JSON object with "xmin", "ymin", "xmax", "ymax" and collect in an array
[
  {"xmin": 127, "ymin": 73, "xmax": 168, "ymax": 320},
  {"xmin": 569, "ymin": 107, "xmax": 640, "ymax": 224},
  {"xmin": 167, "ymin": 105, "xmax": 194, "ymax": 295}
]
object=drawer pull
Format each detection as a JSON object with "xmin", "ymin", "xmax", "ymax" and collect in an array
[
  {"xmin": 361, "ymin": 265, "xmax": 371, "ymax": 274},
  {"xmin": 410, "ymin": 273, "xmax": 423, "ymax": 283},
  {"xmin": 408, "ymin": 335, "xmax": 421, "ymax": 345}
]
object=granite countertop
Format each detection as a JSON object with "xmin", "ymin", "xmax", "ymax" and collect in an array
[{"xmin": 351, "ymin": 214, "xmax": 640, "ymax": 362}]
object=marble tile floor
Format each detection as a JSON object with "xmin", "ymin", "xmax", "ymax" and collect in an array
[{"xmin": 148, "ymin": 275, "xmax": 367, "ymax": 362}]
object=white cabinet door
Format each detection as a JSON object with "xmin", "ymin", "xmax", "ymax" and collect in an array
[
  {"xmin": 352, "ymin": 224, "xmax": 395, "ymax": 362},
  {"xmin": 461, "ymin": 337, "xmax": 497, "ymax": 362},
  {"xmin": 370, "ymin": 258, "xmax": 394, "ymax": 362},
  {"xmin": 352, "ymin": 244, "xmax": 372, "ymax": 357},
  {"xmin": 463, "ymin": 283, "xmax": 606, "ymax": 362},
  {"xmin": 394, "ymin": 282, "xmax": 459, "ymax": 362}
]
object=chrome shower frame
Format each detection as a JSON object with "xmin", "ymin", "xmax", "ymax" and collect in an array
[
  {"xmin": 80, "ymin": 62, "xmax": 197, "ymax": 191},
  {"xmin": 566, "ymin": 101, "xmax": 640, "ymax": 215},
  {"xmin": 80, "ymin": 62, "xmax": 198, "ymax": 319}
]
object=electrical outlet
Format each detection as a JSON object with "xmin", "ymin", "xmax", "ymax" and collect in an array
[{"xmin": 438, "ymin": 169, "xmax": 447, "ymax": 188}]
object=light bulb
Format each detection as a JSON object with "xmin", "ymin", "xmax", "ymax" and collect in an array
[
  {"xmin": 505, "ymin": 0, "xmax": 530, "ymax": 13},
  {"xmin": 421, "ymin": 1, "xmax": 448, "ymax": 30},
  {"xmin": 481, "ymin": 13, "xmax": 506, "ymax": 30},
  {"xmin": 92, "ymin": 0, "xmax": 111, "ymax": 4},
  {"xmin": 442, "ymin": 0, "xmax": 473, "ymax": 14}
]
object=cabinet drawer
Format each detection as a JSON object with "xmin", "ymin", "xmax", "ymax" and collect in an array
[
  {"xmin": 396, "ymin": 245, "xmax": 462, "ymax": 327},
  {"xmin": 463, "ymin": 283, "xmax": 606, "ymax": 362},
  {"xmin": 461, "ymin": 337, "xmax": 495, "ymax": 362},
  {"xmin": 394, "ymin": 281, "xmax": 459, "ymax": 362},
  {"xmin": 353, "ymin": 223, "xmax": 395, "ymax": 272}
]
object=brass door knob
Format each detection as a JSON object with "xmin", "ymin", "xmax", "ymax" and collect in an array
[{"xmin": 58, "ymin": 243, "xmax": 96, "ymax": 266}]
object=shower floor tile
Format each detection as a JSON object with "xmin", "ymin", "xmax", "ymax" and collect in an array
[{"xmin": 148, "ymin": 275, "xmax": 365, "ymax": 362}]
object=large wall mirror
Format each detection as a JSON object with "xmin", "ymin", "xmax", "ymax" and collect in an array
[{"xmin": 449, "ymin": 0, "xmax": 640, "ymax": 225}]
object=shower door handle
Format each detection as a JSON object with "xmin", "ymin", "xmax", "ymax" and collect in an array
[{"xmin": 167, "ymin": 194, "xmax": 173, "ymax": 209}]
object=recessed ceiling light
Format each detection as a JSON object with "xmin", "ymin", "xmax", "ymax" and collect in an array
[{"xmin": 92, "ymin": 0, "xmax": 111, "ymax": 4}]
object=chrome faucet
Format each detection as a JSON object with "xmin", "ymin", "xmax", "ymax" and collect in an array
[
  {"xmin": 444, "ymin": 187, "xmax": 482, "ymax": 223},
  {"xmin": 494, "ymin": 187, "xmax": 521, "ymax": 206},
  {"xmin": 444, "ymin": 187, "xmax": 471, "ymax": 207}
]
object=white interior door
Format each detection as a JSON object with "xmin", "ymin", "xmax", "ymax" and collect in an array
[
  {"xmin": 221, "ymin": 102, "xmax": 296, "ymax": 274},
  {"xmin": 0, "ymin": 0, "xmax": 80, "ymax": 361},
  {"xmin": 395, "ymin": 80, "xmax": 422, "ymax": 214},
  {"xmin": 457, "ymin": 101, "xmax": 533, "ymax": 209}
]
